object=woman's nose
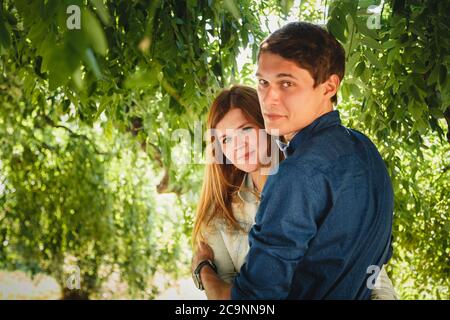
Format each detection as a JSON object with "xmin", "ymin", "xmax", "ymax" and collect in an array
[
  {"xmin": 234, "ymin": 135, "xmax": 248, "ymax": 152},
  {"xmin": 234, "ymin": 134, "xmax": 244, "ymax": 148}
]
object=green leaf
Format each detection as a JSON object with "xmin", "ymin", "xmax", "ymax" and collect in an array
[
  {"xmin": 355, "ymin": 17, "xmax": 379, "ymax": 39},
  {"xmin": 429, "ymin": 108, "xmax": 444, "ymax": 119},
  {"xmin": 83, "ymin": 47, "xmax": 103, "ymax": 79},
  {"xmin": 330, "ymin": 5, "xmax": 348, "ymax": 26},
  {"xmin": 360, "ymin": 63, "xmax": 372, "ymax": 82},
  {"xmin": 72, "ymin": 67, "xmax": 84, "ymax": 90},
  {"xmin": 364, "ymin": 50, "xmax": 383, "ymax": 69},
  {"xmin": 387, "ymin": 48, "xmax": 398, "ymax": 65},
  {"xmin": 47, "ymin": 45, "xmax": 78, "ymax": 90},
  {"xmin": 409, "ymin": 85, "xmax": 423, "ymax": 103},
  {"xmin": 382, "ymin": 39, "xmax": 397, "ymax": 50},
  {"xmin": 427, "ymin": 65, "xmax": 440, "ymax": 85},
  {"xmin": 346, "ymin": 52, "xmax": 361, "ymax": 72},
  {"xmin": 0, "ymin": 20, "xmax": 11, "ymax": 49},
  {"xmin": 438, "ymin": 65, "xmax": 447, "ymax": 86},
  {"xmin": 90, "ymin": 0, "xmax": 112, "ymax": 25},
  {"xmin": 349, "ymin": 83, "xmax": 362, "ymax": 97},
  {"xmin": 390, "ymin": 18, "xmax": 406, "ymax": 39},
  {"xmin": 327, "ymin": 18, "xmax": 346, "ymax": 43},
  {"xmin": 223, "ymin": 0, "xmax": 241, "ymax": 20},
  {"xmin": 82, "ymin": 9, "xmax": 108, "ymax": 56},
  {"xmin": 125, "ymin": 68, "xmax": 159, "ymax": 89},
  {"xmin": 360, "ymin": 35, "xmax": 383, "ymax": 50},
  {"xmin": 354, "ymin": 61, "xmax": 366, "ymax": 78}
]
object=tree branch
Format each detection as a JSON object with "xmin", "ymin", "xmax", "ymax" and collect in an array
[{"xmin": 43, "ymin": 115, "xmax": 110, "ymax": 156}]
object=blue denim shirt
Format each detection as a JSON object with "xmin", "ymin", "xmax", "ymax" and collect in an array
[{"xmin": 231, "ymin": 110, "xmax": 394, "ymax": 300}]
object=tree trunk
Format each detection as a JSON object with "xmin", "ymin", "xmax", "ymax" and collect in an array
[
  {"xmin": 62, "ymin": 288, "xmax": 90, "ymax": 300},
  {"xmin": 444, "ymin": 107, "xmax": 450, "ymax": 144}
]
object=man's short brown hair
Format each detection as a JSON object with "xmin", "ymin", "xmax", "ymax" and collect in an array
[{"xmin": 259, "ymin": 22, "xmax": 346, "ymax": 104}]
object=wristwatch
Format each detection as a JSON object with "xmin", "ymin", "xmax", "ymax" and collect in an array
[{"xmin": 192, "ymin": 259, "xmax": 217, "ymax": 290}]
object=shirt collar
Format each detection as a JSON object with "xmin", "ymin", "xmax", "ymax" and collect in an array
[
  {"xmin": 275, "ymin": 139, "xmax": 290, "ymax": 158},
  {"xmin": 237, "ymin": 173, "xmax": 260, "ymax": 204},
  {"xmin": 276, "ymin": 110, "xmax": 342, "ymax": 157}
]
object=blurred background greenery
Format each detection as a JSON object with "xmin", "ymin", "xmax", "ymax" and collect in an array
[{"xmin": 0, "ymin": 0, "xmax": 448, "ymax": 299}]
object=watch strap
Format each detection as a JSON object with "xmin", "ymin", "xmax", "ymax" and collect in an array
[{"xmin": 193, "ymin": 259, "xmax": 217, "ymax": 290}]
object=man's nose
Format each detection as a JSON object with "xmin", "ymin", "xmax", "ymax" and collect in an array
[{"xmin": 263, "ymin": 86, "xmax": 280, "ymax": 106}]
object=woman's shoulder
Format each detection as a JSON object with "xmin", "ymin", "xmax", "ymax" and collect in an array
[
  {"xmin": 205, "ymin": 205, "xmax": 254, "ymax": 237},
  {"xmin": 232, "ymin": 197, "xmax": 258, "ymax": 223}
]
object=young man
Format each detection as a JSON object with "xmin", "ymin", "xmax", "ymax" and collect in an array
[{"xmin": 192, "ymin": 22, "xmax": 394, "ymax": 299}]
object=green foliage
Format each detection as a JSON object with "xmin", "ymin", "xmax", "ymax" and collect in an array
[
  {"xmin": 0, "ymin": 0, "xmax": 270, "ymax": 298},
  {"xmin": 330, "ymin": 0, "xmax": 450, "ymax": 299},
  {"xmin": 0, "ymin": 73, "xmax": 192, "ymax": 298},
  {"xmin": 0, "ymin": 0, "xmax": 448, "ymax": 299},
  {"xmin": 330, "ymin": 0, "xmax": 450, "ymax": 142},
  {"xmin": 341, "ymin": 101, "xmax": 450, "ymax": 299}
]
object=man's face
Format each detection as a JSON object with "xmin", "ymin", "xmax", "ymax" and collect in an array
[{"xmin": 256, "ymin": 52, "xmax": 333, "ymax": 140}]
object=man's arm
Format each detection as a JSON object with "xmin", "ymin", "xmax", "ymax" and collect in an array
[{"xmin": 231, "ymin": 164, "xmax": 328, "ymax": 299}]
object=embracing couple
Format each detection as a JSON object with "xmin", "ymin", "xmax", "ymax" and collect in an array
[{"xmin": 191, "ymin": 22, "xmax": 396, "ymax": 300}]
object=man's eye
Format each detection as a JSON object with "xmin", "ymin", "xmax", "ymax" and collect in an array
[
  {"xmin": 281, "ymin": 81, "xmax": 293, "ymax": 88},
  {"xmin": 258, "ymin": 79, "xmax": 268, "ymax": 86}
]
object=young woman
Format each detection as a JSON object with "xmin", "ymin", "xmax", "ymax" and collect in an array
[{"xmin": 192, "ymin": 85, "xmax": 397, "ymax": 300}]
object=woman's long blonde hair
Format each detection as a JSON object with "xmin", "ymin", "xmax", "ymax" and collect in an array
[{"xmin": 192, "ymin": 85, "xmax": 278, "ymax": 247}]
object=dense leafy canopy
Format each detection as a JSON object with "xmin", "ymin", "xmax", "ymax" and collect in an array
[{"xmin": 0, "ymin": 0, "xmax": 448, "ymax": 298}]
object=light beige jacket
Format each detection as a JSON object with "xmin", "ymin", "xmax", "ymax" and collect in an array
[{"xmin": 205, "ymin": 174, "xmax": 398, "ymax": 300}]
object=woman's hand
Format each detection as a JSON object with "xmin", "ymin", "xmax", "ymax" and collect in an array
[
  {"xmin": 191, "ymin": 241, "xmax": 231, "ymax": 299},
  {"xmin": 191, "ymin": 241, "xmax": 214, "ymax": 273}
]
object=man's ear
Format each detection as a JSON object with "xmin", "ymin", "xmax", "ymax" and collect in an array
[{"xmin": 322, "ymin": 74, "xmax": 340, "ymax": 100}]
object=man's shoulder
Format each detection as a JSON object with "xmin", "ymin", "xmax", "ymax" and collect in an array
[
  {"xmin": 262, "ymin": 157, "xmax": 326, "ymax": 195},
  {"xmin": 296, "ymin": 124, "xmax": 376, "ymax": 163},
  {"xmin": 309, "ymin": 123, "xmax": 361, "ymax": 147}
]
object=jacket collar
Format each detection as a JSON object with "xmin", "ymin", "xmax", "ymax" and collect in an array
[
  {"xmin": 276, "ymin": 110, "xmax": 342, "ymax": 157},
  {"xmin": 237, "ymin": 173, "xmax": 259, "ymax": 204}
]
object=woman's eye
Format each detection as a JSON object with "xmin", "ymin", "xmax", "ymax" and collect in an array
[
  {"xmin": 222, "ymin": 136, "xmax": 232, "ymax": 144},
  {"xmin": 242, "ymin": 126, "xmax": 253, "ymax": 132}
]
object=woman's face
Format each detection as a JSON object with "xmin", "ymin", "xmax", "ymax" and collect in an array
[{"xmin": 214, "ymin": 108, "xmax": 262, "ymax": 173}]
